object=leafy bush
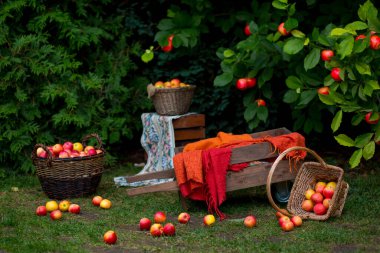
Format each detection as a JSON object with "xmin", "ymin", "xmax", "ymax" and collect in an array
[
  {"xmin": 0, "ymin": 0, "xmax": 154, "ymax": 176},
  {"xmin": 143, "ymin": 0, "xmax": 380, "ymax": 168}
]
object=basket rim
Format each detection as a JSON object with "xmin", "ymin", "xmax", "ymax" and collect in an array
[{"xmin": 152, "ymin": 85, "xmax": 196, "ymax": 94}]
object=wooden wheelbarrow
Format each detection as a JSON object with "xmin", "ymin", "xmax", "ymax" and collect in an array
[{"xmin": 125, "ymin": 127, "xmax": 297, "ymax": 202}]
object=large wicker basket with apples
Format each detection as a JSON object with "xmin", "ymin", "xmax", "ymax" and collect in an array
[
  {"xmin": 148, "ymin": 79, "xmax": 196, "ymax": 116},
  {"xmin": 266, "ymin": 146, "xmax": 349, "ymax": 221},
  {"xmin": 31, "ymin": 133, "xmax": 106, "ymax": 200}
]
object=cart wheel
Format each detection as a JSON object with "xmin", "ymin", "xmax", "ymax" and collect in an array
[{"xmin": 272, "ymin": 181, "xmax": 293, "ymax": 204}]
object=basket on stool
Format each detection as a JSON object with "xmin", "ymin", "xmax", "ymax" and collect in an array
[
  {"xmin": 266, "ymin": 146, "xmax": 349, "ymax": 221},
  {"xmin": 151, "ymin": 85, "xmax": 196, "ymax": 116},
  {"xmin": 31, "ymin": 133, "xmax": 106, "ymax": 200}
]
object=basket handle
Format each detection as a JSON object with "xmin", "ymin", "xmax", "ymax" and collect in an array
[
  {"xmin": 31, "ymin": 144, "xmax": 54, "ymax": 166},
  {"xmin": 266, "ymin": 146, "xmax": 327, "ymax": 217},
  {"xmin": 81, "ymin": 133, "xmax": 103, "ymax": 149}
]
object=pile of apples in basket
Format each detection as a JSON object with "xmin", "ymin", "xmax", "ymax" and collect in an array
[
  {"xmin": 36, "ymin": 141, "xmax": 103, "ymax": 159},
  {"xmin": 302, "ymin": 180, "xmax": 337, "ymax": 216}
]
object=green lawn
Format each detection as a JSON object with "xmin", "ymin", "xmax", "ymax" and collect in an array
[{"xmin": 1, "ymin": 163, "xmax": 379, "ymax": 253}]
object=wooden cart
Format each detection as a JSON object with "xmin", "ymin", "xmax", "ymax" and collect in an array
[{"xmin": 125, "ymin": 127, "xmax": 297, "ymax": 200}]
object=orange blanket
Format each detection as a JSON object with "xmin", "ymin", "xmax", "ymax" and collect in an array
[{"xmin": 173, "ymin": 132, "xmax": 306, "ymax": 220}]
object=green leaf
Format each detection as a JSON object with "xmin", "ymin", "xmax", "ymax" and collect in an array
[
  {"xmin": 223, "ymin": 49, "xmax": 235, "ymax": 58},
  {"xmin": 141, "ymin": 50, "xmax": 154, "ymax": 63},
  {"xmin": 331, "ymin": 110, "xmax": 342, "ymax": 133},
  {"xmin": 349, "ymin": 149, "xmax": 362, "ymax": 168},
  {"xmin": 286, "ymin": 76, "xmax": 303, "ymax": 89},
  {"xmin": 290, "ymin": 30, "xmax": 305, "ymax": 38},
  {"xmin": 363, "ymin": 141, "xmax": 375, "ymax": 160},
  {"xmin": 284, "ymin": 18, "xmax": 298, "ymax": 31},
  {"xmin": 304, "ymin": 48, "xmax": 321, "ymax": 71},
  {"xmin": 358, "ymin": 0, "xmax": 377, "ymax": 21},
  {"xmin": 337, "ymin": 36, "xmax": 354, "ymax": 59},
  {"xmin": 330, "ymin": 28, "xmax": 356, "ymax": 36},
  {"xmin": 283, "ymin": 90, "xmax": 299, "ymax": 103},
  {"xmin": 214, "ymin": 73, "xmax": 233, "ymax": 87},
  {"xmin": 298, "ymin": 90, "xmax": 317, "ymax": 105},
  {"xmin": 283, "ymin": 38, "xmax": 305, "ymax": 54},
  {"xmin": 367, "ymin": 80, "xmax": 380, "ymax": 90},
  {"xmin": 351, "ymin": 114, "xmax": 364, "ymax": 126},
  {"xmin": 355, "ymin": 133, "xmax": 374, "ymax": 148},
  {"xmin": 345, "ymin": 21, "xmax": 368, "ymax": 31},
  {"xmin": 244, "ymin": 104, "xmax": 257, "ymax": 121},
  {"xmin": 272, "ymin": 0, "xmax": 288, "ymax": 10},
  {"xmin": 334, "ymin": 134, "xmax": 355, "ymax": 147},
  {"xmin": 289, "ymin": 3, "xmax": 296, "ymax": 16},
  {"xmin": 257, "ymin": 106, "xmax": 268, "ymax": 121},
  {"xmin": 318, "ymin": 93, "xmax": 335, "ymax": 105},
  {"xmin": 157, "ymin": 19, "xmax": 175, "ymax": 30},
  {"xmin": 355, "ymin": 62, "xmax": 371, "ymax": 75}
]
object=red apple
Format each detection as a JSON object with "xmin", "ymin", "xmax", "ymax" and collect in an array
[
  {"xmin": 355, "ymin": 34, "xmax": 366, "ymax": 41},
  {"xmin": 163, "ymin": 223, "xmax": 176, "ymax": 236},
  {"xmin": 304, "ymin": 189, "xmax": 316, "ymax": 200},
  {"xmin": 370, "ymin": 35, "xmax": 380, "ymax": 50},
  {"xmin": 150, "ymin": 223, "xmax": 163, "ymax": 237},
  {"xmin": 236, "ymin": 78, "xmax": 248, "ymax": 90},
  {"xmin": 244, "ymin": 23, "xmax": 252, "ymax": 36},
  {"xmin": 322, "ymin": 187, "xmax": 335, "ymax": 199},
  {"xmin": 154, "ymin": 211, "xmax": 166, "ymax": 223},
  {"xmin": 92, "ymin": 196, "xmax": 103, "ymax": 206},
  {"xmin": 278, "ymin": 22, "xmax": 289, "ymax": 36},
  {"xmin": 68, "ymin": 204, "xmax": 80, "ymax": 214},
  {"xmin": 87, "ymin": 148, "xmax": 97, "ymax": 156},
  {"xmin": 315, "ymin": 181, "xmax": 327, "ymax": 193},
  {"xmin": 365, "ymin": 112, "xmax": 379, "ymax": 125},
  {"xmin": 313, "ymin": 203, "xmax": 327, "ymax": 215},
  {"xmin": 278, "ymin": 216, "xmax": 290, "ymax": 226},
  {"xmin": 311, "ymin": 192, "xmax": 324, "ymax": 204},
  {"xmin": 139, "ymin": 217, "xmax": 152, "ymax": 231},
  {"xmin": 301, "ymin": 199, "xmax": 314, "ymax": 212},
  {"xmin": 256, "ymin": 99, "xmax": 266, "ymax": 107},
  {"xmin": 330, "ymin": 68, "xmax": 342, "ymax": 82},
  {"xmin": 63, "ymin": 141, "xmax": 73, "ymax": 151},
  {"xmin": 96, "ymin": 149, "xmax": 103, "ymax": 154},
  {"xmin": 281, "ymin": 221, "xmax": 294, "ymax": 232},
  {"xmin": 36, "ymin": 206, "xmax": 47, "ymax": 216},
  {"xmin": 178, "ymin": 212, "xmax": 191, "ymax": 224},
  {"xmin": 58, "ymin": 151, "xmax": 70, "ymax": 159},
  {"xmin": 162, "ymin": 35, "xmax": 174, "ymax": 52},
  {"xmin": 243, "ymin": 215, "xmax": 257, "ymax": 228},
  {"xmin": 203, "ymin": 214, "xmax": 216, "ymax": 226},
  {"xmin": 246, "ymin": 77, "xmax": 257, "ymax": 88},
  {"xmin": 50, "ymin": 210, "xmax": 62, "ymax": 220},
  {"xmin": 52, "ymin": 144, "xmax": 64, "ymax": 155},
  {"xmin": 321, "ymin": 50, "xmax": 334, "ymax": 61},
  {"xmin": 275, "ymin": 209, "xmax": 288, "ymax": 219},
  {"xmin": 103, "ymin": 230, "xmax": 117, "ymax": 244},
  {"xmin": 323, "ymin": 198, "xmax": 331, "ymax": 209},
  {"xmin": 38, "ymin": 150, "xmax": 48, "ymax": 159},
  {"xmin": 79, "ymin": 151, "xmax": 87, "ymax": 157},
  {"xmin": 290, "ymin": 216, "xmax": 303, "ymax": 227},
  {"xmin": 36, "ymin": 147, "xmax": 44, "ymax": 156},
  {"xmin": 318, "ymin": 87, "xmax": 330, "ymax": 95}
]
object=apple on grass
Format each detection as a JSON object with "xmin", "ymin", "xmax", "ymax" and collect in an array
[
  {"xmin": 50, "ymin": 210, "xmax": 62, "ymax": 220},
  {"xmin": 203, "ymin": 214, "xmax": 216, "ymax": 226},
  {"xmin": 68, "ymin": 204, "xmax": 80, "ymax": 214},
  {"xmin": 290, "ymin": 216, "xmax": 302, "ymax": 227},
  {"xmin": 104, "ymin": 230, "xmax": 117, "ymax": 244},
  {"xmin": 281, "ymin": 221, "xmax": 294, "ymax": 232},
  {"xmin": 178, "ymin": 212, "xmax": 191, "ymax": 224},
  {"xmin": 243, "ymin": 215, "xmax": 257, "ymax": 228},
  {"xmin": 36, "ymin": 206, "xmax": 47, "ymax": 216},
  {"xmin": 150, "ymin": 223, "xmax": 163, "ymax": 237},
  {"xmin": 278, "ymin": 216, "xmax": 290, "ymax": 226},
  {"xmin": 45, "ymin": 200, "xmax": 59, "ymax": 212},
  {"xmin": 100, "ymin": 199, "xmax": 112, "ymax": 209},
  {"xmin": 163, "ymin": 223, "xmax": 176, "ymax": 236},
  {"xmin": 92, "ymin": 196, "xmax": 103, "ymax": 206},
  {"xmin": 59, "ymin": 200, "xmax": 71, "ymax": 212},
  {"xmin": 139, "ymin": 218, "xmax": 152, "ymax": 231},
  {"xmin": 154, "ymin": 211, "xmax": 166, "ymax": 223}
]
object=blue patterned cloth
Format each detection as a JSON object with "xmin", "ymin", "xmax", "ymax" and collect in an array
[{"xmin": 114, "ymin": 112, "xmax": 194, "ymax": 187}]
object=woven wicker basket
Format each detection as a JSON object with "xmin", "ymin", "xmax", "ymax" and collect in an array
[
  {"xmin": 266, "ymin": 146, "xmax": 349, "ymax": 221},
  {"xmin": 151, "ymin": 85, "xmax": 196, "ymax": 116},
  {"xmin": 31, "ymin": 133, "xmax": 106, "ymax": 200}
]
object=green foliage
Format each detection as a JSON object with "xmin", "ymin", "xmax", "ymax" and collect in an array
[{"xmin": 0, "ymin": 0, "xmax": 153, "ymax": 175}]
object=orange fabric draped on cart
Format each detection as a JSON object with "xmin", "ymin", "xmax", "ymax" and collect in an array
[{"xmin": 173, "ymin": 132, "xmax": 306, "ymax": 220}]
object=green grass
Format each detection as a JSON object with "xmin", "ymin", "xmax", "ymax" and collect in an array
[{"xmin": 1, "ymin": 164, "xmax": 380, "ymax": 253}]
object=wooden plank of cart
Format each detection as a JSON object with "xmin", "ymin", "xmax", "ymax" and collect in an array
[{"xmin": 125, "ymin": 127, "xmax": 298, "ymax": 198}]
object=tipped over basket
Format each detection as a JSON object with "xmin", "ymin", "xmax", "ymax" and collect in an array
[
  {"xmin": 151, "ymin": 85, "xmax": 196, "ymax": 116},
  {"xmin": 266, "ymin": 146, "xmax": 349, "ymax": 221},
  {"xmin": 31, "ymin": 133, "xmax": 106, "ymax": 200}
]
